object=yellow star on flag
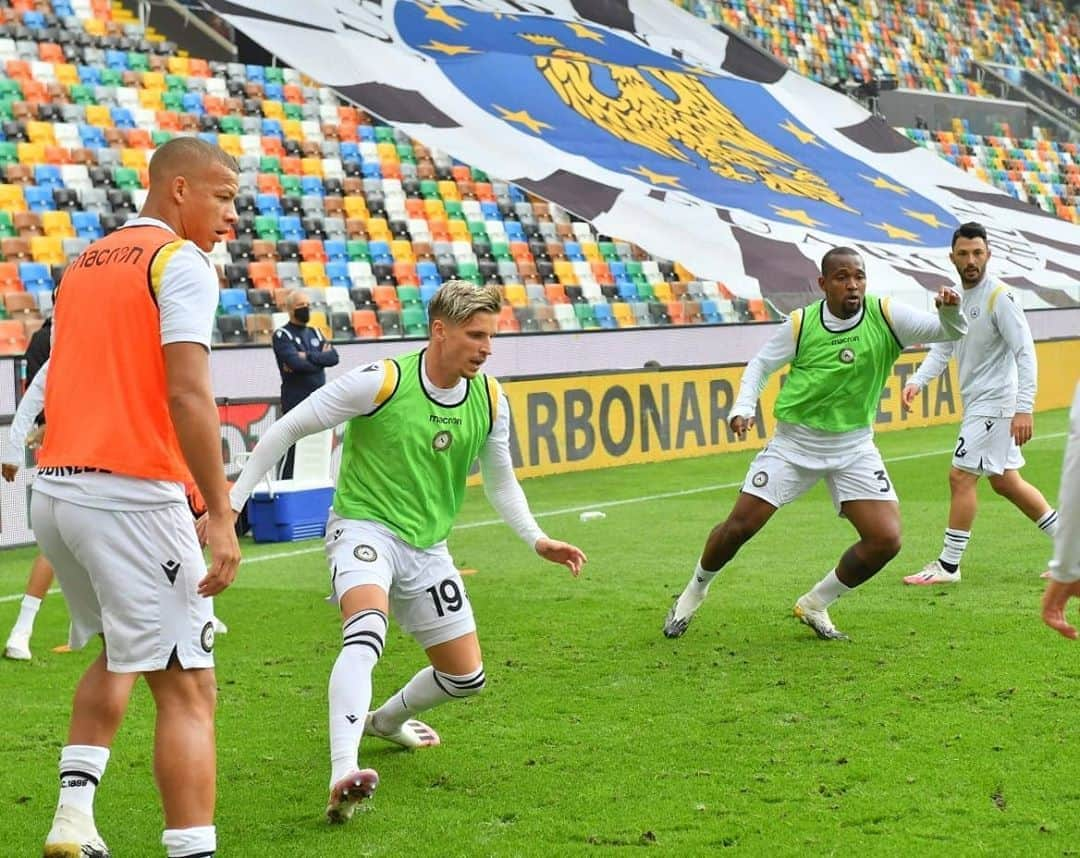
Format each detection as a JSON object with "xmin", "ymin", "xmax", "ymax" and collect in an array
[
  {"xmin": 903, "ymin": 209, "xmax": 945, "ymax": 229},
  {"xmin": 421, "ymin": 3, "xmax": 466, "ymax": 30},
  {"xmin": 566, "ymin": 22, "xmax": 604, "ymax": 42},
  {"xmin": 626, "ymin": 165, "xmax": 682, "ymax": 187},
  {"xmin": 860, "ymin": 174, "xmax": 909, "ymax": 195},
  {"xmin": 519, "ymin": 33, "xmax": 564, "ymax": 47},
  {"xmin": 770, "ymin": 205, "xmax": 825, "ymax": 228},
  {"xmin": 494, "ymin": 105, "xmax": 552, "ymax": 134},
  {"xmin": 421, "ymin": 41, "xmax": 477, "ymax": 56},
  {"xmin": 779, "ymin": 119, "xmax": 823, "ymax": 147},
  {"xmin": 868, "ymin": 222, "xmax": 921, "ymax": 242}
]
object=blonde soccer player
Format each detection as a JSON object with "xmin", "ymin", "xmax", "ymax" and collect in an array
[{"xmin": 225, "ymin": 280, "xmax": 586, "ymax": 824}]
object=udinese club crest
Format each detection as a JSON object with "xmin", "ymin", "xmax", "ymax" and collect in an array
[
  {"xmin": 838, "ymin": 347, "xmax": 855, "ymax": 364},
  {"xmin": 432, "ymin": 430, "xmax": 453, "ymax": 452}
]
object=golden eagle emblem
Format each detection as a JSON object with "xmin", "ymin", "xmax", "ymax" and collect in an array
[{"xmin": 537, "ymin": 50, "xmax": 855, "ymax": 212}]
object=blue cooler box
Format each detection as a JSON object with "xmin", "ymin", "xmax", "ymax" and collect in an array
[{"xmin": 248, "ymin": 480, "xmax": 335, "ymax": 543}]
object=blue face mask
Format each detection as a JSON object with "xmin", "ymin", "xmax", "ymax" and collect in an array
[{"xmin": 294, "ymin": 306, "xmax": 310, "ymax": 324}]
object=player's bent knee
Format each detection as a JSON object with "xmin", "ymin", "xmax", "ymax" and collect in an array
[
  {"xmin": 948, "ymin": 468, "xmax": 978, "ymax": 492},
  {"xmin": 341, "ymin": 609, "xmax": 388, "ymax": 664},
  {"xmin": 149, "ymin": 667, "xmax": 217, "ymax": 718},
  {"xmin": 987, "ymin": 472, "xmax": 1016, "ymax": 496},
  {"xmin": 435, "ymin": 664, "xmax": 486, "ymax": 699}
]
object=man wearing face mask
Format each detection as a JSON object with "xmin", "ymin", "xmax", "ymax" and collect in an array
[{"xmin": 273, "ymin": 288, "xmax": 339, "ymax": 478}]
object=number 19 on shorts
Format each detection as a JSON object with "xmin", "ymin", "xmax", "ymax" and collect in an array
[{"xmin": 426, "ymin": 579, "xmax": 464, "ymax": 617}]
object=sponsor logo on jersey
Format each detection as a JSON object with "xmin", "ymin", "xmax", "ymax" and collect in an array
[
  {"xmin": 429, "ymin": 414, "xmax": 463, "ymax": 425},
  {"xmin": 985, "ymin": 420, "xmax": 994, "ymax": 432},
  {"xmin": 751, "ymin": 470, "xmax": 769, "ymax": 487},
  {"xmin": 838, "ymin": 347, "xmax": 855, "ymax": 364},
  {"xmin": 200, "ymin": 621, "xmax": 215, "ymax": 653},
  {"xmin": 432, "ymin": 430, "xmax": 454, "ymax": 452},
  {"xmin": 829, "ymin": 335, "xmax": 860, "ymax": 345},
  {"xmin": 353, "ymin": 544, "xmax": 378, "ymax": 562}
]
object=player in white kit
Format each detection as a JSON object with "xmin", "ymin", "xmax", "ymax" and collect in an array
[
  {"xmin": 1041, "ymin": 382, "xmax": 1080, "ymax": 637},
  {"xmin": 902, "ymin": 222, "xmax": 1060, "ymax": 585}
]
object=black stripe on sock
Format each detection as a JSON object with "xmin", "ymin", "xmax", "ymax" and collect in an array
[
  {"xmin": 342, "ymin": 610, "xmax": 387, "ymax": 632},
  {"xmin": 172, "ymin": 852, "xmax": 214, "ymax": 858},
  {"xmin": 443, "ymin": 671, "xmax": 485, "ymax": 689},
  {"xmin": 343, "ymin": 639, "xmax": 382, "ymax": 658},
  {"xmin": 59, "ymin": 770, "xmax": 99, "ymax": 787},
  {"xmin": 343, "ymin": 629, "xmax": 385, "ymax": 648},
  {"xmin": 431, "ymin": 669, "xmax": 468, "ymax": 698}
]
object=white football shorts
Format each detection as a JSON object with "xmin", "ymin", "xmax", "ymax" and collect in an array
[
  {"xmin": 30, "ymin": 491, "xmax": 214, "ymax": 673},
  {"xmin": 951, "ymin": 414, "xmax": 1025, "ymax": 476},
  {"xmin": 324, "ymin": 513, "xmax": 476, "ymax": 649},
  {"xmin": 741, "ymin": 441, "xmax": 899, "ymax": 511}
]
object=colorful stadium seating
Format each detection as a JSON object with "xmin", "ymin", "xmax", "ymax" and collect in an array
[{"xmin": 0, "ymin": 0, "xmax": 1072, "ymax": 348}]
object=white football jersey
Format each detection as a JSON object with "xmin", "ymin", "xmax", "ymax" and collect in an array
[{"xmin": 910, "ymin": 274, "xmax": 1036, "ymax": 418}]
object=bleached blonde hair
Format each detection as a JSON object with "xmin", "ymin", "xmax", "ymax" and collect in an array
[{"xmin": 427, "ymin": 280, "xmax": 501, "ymax": 325}]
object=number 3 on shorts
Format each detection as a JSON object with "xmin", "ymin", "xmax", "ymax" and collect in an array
[
  {"xmin": 426, "ymin": 578, "xmax": 464, "ymax": 618},
  {"xmin": 874, "ymin": 469, "xmax": 891, "ymax": 493}
]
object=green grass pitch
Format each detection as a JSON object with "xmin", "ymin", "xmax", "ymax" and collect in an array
[{"xmin": 1, "ymin": 411, "xmax": 1076, "ymax": 856}]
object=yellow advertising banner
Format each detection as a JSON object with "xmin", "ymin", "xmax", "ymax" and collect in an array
[{"xmin": 485, "ymin": 338, "xmax": 1080, "ymax": 482}]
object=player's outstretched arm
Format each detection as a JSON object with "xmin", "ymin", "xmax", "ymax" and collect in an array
[
  {"xmin": 887, "ymin": 291, "xmax": 967, "ymax": 348},
  {"xmin": 535, "ymin": 537, "xmax": 587, "ymax": 576},
  {"xmin": 730, "ymin": 320, "xmax": 797, "ymax": 433},
  {"xmin": 228, "ymin": 362, "xmax": 387, "ymax": 512}
]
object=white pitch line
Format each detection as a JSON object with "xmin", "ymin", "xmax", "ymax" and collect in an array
[
  {"xmin": 1, "ymin": 432, "xmax": 1068, "ymax": 596},
  {"xmin": 235, "ymin": 431, "xmax": 1065, "ymax": 567},
  {"xmin": 0, "ymin": 587, "xmax": 60, "ymax": 604}
]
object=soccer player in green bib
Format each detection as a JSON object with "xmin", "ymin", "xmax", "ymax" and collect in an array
[
  {"xmin": 228, "ymin": 281, "xmax": 586, "ymax": 823},
  {"xmin": 664, "ymin": 247, "xmax": 966, "ymax": 641}
]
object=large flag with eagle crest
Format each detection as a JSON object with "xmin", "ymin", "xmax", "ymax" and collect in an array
[{"xmin": 204, "ymin": 0, "xmax": 1079, "ymax": 310}]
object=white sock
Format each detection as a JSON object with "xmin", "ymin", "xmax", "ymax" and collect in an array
[
  {"xmin": 11, "ymin": 594, "xmax": 42, "ymax": 637},
  {"xmin": 688, "ymin": 560, "xmax": 717, "ymax": 594},
  {"xmin": 939, "ymin": 528, "xmax": 971, "ymax": 568},
  {"xmin": 372, "ymin": 664, "xmax": 486, "ymax": 731},
  {"xmin": 805, "ymin": 569, "xmax": 851, "ymax": 609},
  {"xmin": 328, "ymin": 610, "xmax": 386, "ymax": 787},
  {"xmin": 162, "ymin": 825, "xmax": 216, "ymax": 857},
  {"xmin": 1037, "ymin": 509, "xmax": 1060, "ymax": 537},
  {"xmin": 57, "ymin": 745, "xmax": 109, "ymax": 816}
]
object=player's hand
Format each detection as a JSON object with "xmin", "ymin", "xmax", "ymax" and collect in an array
[
  {"xmin": 535, "ymin": 537, "xmax": 587, "ymax": 577},
  {"xmin": 901, "ymin": 383, "xmax": 920, "ymax": 413},
  {"xmin": 298, "ymin": 351, "xmax": 307, "ymax": 360},
  {"xmin": 26, "ymin": 425, "xmax": 45, "ymax": 448},
  {"xmin": 198, "ymin": 512, "xmax": 242, "ymax": 597},
  {"xmin": 1041, "ymin": 578, "xmax": 1080, "ymax": 639},
  {"xmin": 1011, "ymin": 412, "xmax": 1033, "ymax": 446},
  {"xmin": 1, "ymin": 463, "xmax": 17, "ymax": 482},
  {"xmin": 730, "ymin": 415, "xmax": 755, "ymax": 441},
  {"xmin": 935, "ymin": 286, "xmax": 961, "ymax": 307}
]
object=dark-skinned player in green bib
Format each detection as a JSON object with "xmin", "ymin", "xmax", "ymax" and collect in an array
[{"xmin": 664, "ymin": 247, "xmax": 967, "ymax": 641}]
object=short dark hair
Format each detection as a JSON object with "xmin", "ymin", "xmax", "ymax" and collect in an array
[
  {"xmin": 951, "ymin": 221, "xmax": 987, "ymax": 249},
  {"xmin": 821, "ymin": 246, "xmax": 861, "ymax": 276}
]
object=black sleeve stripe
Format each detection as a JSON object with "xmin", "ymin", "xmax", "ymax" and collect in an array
[{"xmin": 485, "ymin": 375, "xmax": 495, "ymax": 435}]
